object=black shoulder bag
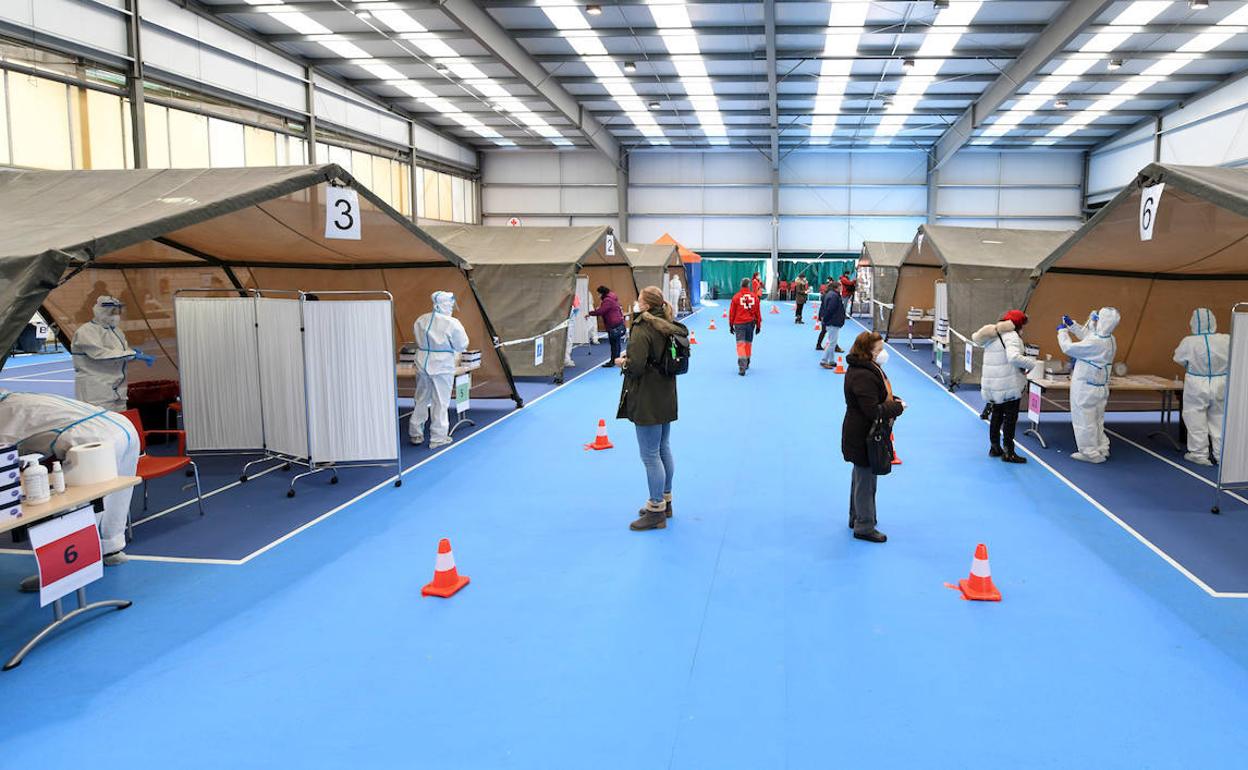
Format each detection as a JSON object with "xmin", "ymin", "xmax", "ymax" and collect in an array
[{"xmin": 866, "ymin": 369, "xmax": 896, "ymax": 475}]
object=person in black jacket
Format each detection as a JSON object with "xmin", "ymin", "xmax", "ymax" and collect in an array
[{"xmin": 842, "ymin": 331, "xmax": 905, "ymax": 543}]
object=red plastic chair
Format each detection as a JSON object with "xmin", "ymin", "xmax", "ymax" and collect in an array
[
  {"xmin": 121, "ymin": 409, "xmax": 204, "ymax": 540},
  {"xmin": 778, "ymin": 281, "xmax": 790, "ymax": 301}
]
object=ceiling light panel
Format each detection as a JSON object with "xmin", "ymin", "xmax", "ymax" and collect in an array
[
  {"xmin": 365, "ymin": 5, "xmax": 568, "ymax": 146},
  {"xmin": 810, "ymin": 2, "xmax": 870, "ymax": 140},
  {"xmin": 537, "ymin": 1, "xmax": 665, "ymax": 142},
  {"xmin": 875, "ymin": 2, "xmax": 984, "ymax": 138},
  {"xmin": 984, "ymin": 0, "xmax": 1169, "ymax": 144},
  {"xmin": 645, "ymin": 0, "xmax": 725, "ymax": 144},
  {"xmin": 1035, "ymin": 1, "xmax": 1248, "ymax": 145}
]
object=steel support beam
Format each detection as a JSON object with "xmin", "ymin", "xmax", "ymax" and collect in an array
[
  {"xmin": 124, "ymin": 0, "xmax": 147, "ymax": 169},
  {"xmin": 616, "ymin": 153, "xmax": 630, "ymax": 242},
  {"xmin": 306, "ymin": 65, "xmax": 318, "ymax": 163},
  {"xmin": 435, "ymin": 0, "xmax": 619, "ymax": 165},
  {"xmin": 764, "ymin": 0, "xmax": 780, "ymax": 287},
  {"xmin": 931, "ymin": 0, "xmax": 1114, "ymax": 170}
]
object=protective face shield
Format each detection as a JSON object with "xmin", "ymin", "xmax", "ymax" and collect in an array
[
  {"xmin": 1093, "ymin": 307, "xmax": 1120, "ymax": 337},
  {"xmin": 93, "ymin": 296, "xmax": 124, "ymax": 327},
  {"xmin": 1191, "ymin": 307, "xmax": 1217, "ymax": 335},
  {"xmin": 432, "ymin": 291, "xmax": 456, "ymax": 315}
]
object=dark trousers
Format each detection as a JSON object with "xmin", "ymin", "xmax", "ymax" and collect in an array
[
  {"xmin": 849, "ymin": 464, "xmax": 878, "ymax": 534},
  {"xmin": 989, "ymin": 398, "xmax": 1021, "ymax": 452},
  {"xmin": 607, "ymin": 324, "xmax": 626, "ymax": 361},
  {"xmin": 795, "ymin": 301, "xmax": 805, "ymax": 322}
]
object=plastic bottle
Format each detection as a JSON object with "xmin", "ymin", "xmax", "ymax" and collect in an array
[
  {"xmin": 50, "ymin": 461, "xmax": 65, "ymax": 495},
  {"xmin": 20, "ymin": 459, "xmax": 50, "ymax": 504}
]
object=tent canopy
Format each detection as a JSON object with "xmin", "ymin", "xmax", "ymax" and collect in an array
[
  {"xmin": 623, "ymin": 241, "xmax": 679, "ymax": 292},
  {"xmin": 860, "ymin": 241, "xmax": 911, "ymax": 335},
  {"xmin": 1026, "ymin": 162, "xmax": 1248, "ymax": 377},
  {"xmin": 426, "ymin": 224, "xmax": 614, "ymax": 377},
  {"xmin": 656, "ymin": 233, "xmax": 702, "ymax": 263},
  {"xmin": 891, "ymin": 225, "xmax": 1072, "ymax": 382},
  {"xmin": 861, "ymin": 241, "xmax": 910, "ymax": 269},
  {"xmin": 0, "ymin": 165, "xmax": 520, "ymax": 403}
]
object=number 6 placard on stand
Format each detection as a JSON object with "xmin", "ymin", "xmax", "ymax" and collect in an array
[{"xmin": 29, "ymin": 507, "xmax": 103, "ymax": 608}]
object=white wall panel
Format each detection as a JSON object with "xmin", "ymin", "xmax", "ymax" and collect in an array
[
  {"xmin": 703, "ymin": 152, "xmax": 771, "ymax": 184},
  {"xmin": 1088, "ymin": 139, "xmax": 1152, "ymax": 200},
  {"xmin": 998, "ymin": 187, "xmax": 1082, "ymax": 217},
  {"xmin": 630, "ymin": 152, "xmax": 704, "ymax": 184},
  {"xmin": 1162, "ymin": 74, "xmax": 1248, "ymax": 134},
  {"xmin": 934, "ymin": 149, "xmax": 1083, "ymax": 227},
  {"xmin": 561, "ymin": 152, "xmax": 617, "ymax": 184},
  {"xmin": 560, "ymin": 186, "xmax": 618, "ymax": 214},
  {"xmin": 1001, "ymin": 152, "xmax": 1083, "ymax": 185},
  {"xmin": 935, "ymin": 187, "xmax": 1001, "ymax": 216},
  {"xmin": 484, "ymin": 186, "xmax": 561, "ymax": 214},
  {"xmin": 701, "ymin": 218, "xmax": 771, "ymax": 251},
  {"xmin": 483, "ymin": 152, "xmax": 561, "ymax": 184},
  {"xmin": 630, "ymin": 186, "xmax": 704, "ymax": 215},
  {"xmin": 1161, "ymin": 105, "xmax": 1248, "ymax": 169},
  {"xmin": 780, "ymin": 218, "xmax": 849, "ymax": 251},
  {"xmin": 629, "ymin": 216, "xmax": 705, "ymax": 247},
  {"xmin": 997, "ymin": 218, "xmax": 1079, "ymax": 230},
  {"xmin": 848, "ymin": 151, "xmax": 928, "ymax": 184},
  {"xmin": 779, "ymin": 186, "xmax": 850, "ymax": 215},
  {"xmin": 780, "ymin": 152, "xmax": 851, "ymax": 184},
  {"xmin": 848, "ymin": 185, "xmax": 927, "ymax": 215},
  {"xmin": 5, "ymin": 0, "xmax": 129, "ymax": 57},
  {"xmin": 848, "ymin": 217, "xmax": 926, "ymax": 245}
]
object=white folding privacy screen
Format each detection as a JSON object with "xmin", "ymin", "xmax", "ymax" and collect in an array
[
  {"xmin": 175, "ymin": 293, "xmax": 399, "ymax": 464},
  {"xmin": 1219, "ymin": 307, "xmax": 1248, "ymax": 488}
]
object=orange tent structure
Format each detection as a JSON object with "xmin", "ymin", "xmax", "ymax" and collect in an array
[{"xmin": 656, "ymin": 233, "xmax": 701, "ymax": 306}]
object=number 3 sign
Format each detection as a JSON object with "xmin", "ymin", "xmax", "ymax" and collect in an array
[
  {"xmin": 1139, "ymin": 182, "xmax": 1165, "ymax": 242},
  {"xmin": 325, "ymin": 187, "xmax": 362, "ymax": 240},
  {"xmin": 28, "ymin": 508, "xmax": 103, "ymax": 608}
]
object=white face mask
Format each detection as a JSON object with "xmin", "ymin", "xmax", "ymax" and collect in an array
[{"xmin": 874, "ymin": 348, "xmax": 890, "ymax": 366}]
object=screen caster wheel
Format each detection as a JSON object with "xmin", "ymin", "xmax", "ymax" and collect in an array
[
  {"xmin": 1212, "ymin": 505, "xmax": 1221, "ymax": 514},
  {"xmin": 394, "ymin": 479, "xmax": 403, "ymax": 488},
  {"xmin": 239, "ymin": 475, "xmax": 248, "ymax": 483},
  {"xmin": 330, "ymin": 476, "xmax": 339, "ymax": 485},
  {"xmin": 282, "ymin": 463, "xmax": 292, "ymax": 471},
  {"xmin": 286, "ymin": 489, "xmax": 296, "ymax": 498}
]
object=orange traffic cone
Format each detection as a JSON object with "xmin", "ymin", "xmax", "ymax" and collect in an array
[
  {"xmin": 422, "ymin": 538, "xmax": 470, "ymax": 598},
  {"xmin": 722, "ymin": 311, "xmax": 728, "ymax": 318},
  {"xmin": 584, "ymin": 419, "xmax": 614, "ymax": 450},
  {"xmin": 890, "ymin": 433, "xmax": 902, "ymax": 465},
  {"xmin": 770, "ymin": 305, "xmax": 780, "ymax": 314},
  {"xmin": 690, "ymin": 332, "xmax": 699, "ymax": 345},
  {"xmin": 814, "ymin": 319, "xmax": 822, "ymax": 332},
  {"xmin": 709, "ymin": 319, "xmax": 717, "ymax": 330},
  {"xmin": 952, "ymin": 543, "xmax": 1001, "ymax": 601},
  {"xmin": 833, "ymin": 355, "xmax": 846, "ymax": 374}
]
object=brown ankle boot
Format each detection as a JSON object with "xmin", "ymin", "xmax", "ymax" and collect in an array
[{"xmin": 630, "ymin": 503, "xmax": 667, "ymax": 530}]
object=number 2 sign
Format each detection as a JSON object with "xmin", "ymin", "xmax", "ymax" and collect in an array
[
  {"xmin": 325, "ymin": 187, "xmax": 362, "ymax": 240},
  {"xmin": 29, "ymin": 508, "xmax": 103, "ymax": 607},
  {"xmin": 1139, "ymin": 182, "xmax": 1164, "ymax": 242}
]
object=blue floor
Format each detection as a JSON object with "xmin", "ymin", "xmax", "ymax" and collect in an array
[
  {"xmin": 890, "ymin": 330, "xmax": 1248, "ymax": 594},
  {"xmin": 3, "ymin": 303, "xmax": 1248, "ymax": 767}
]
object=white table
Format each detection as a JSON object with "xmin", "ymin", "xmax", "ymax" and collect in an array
[
  {"xmin": 396, "ymin": 364, "xmax": 479, "ymax": 437},
  {"xmin": 2, "ymin": 477, "xmax": 140, "ymax": 670},
  {"xmin": 1023, "ymin": 374, "xmax": 1183, "ymax": 451}
]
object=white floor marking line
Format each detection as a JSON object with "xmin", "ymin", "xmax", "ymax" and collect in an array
[
  {"xmin": 129, "ymin": 463, "xmax": 284, "ymax": 527},
  {"xmin": 856, "ymin": 318, "xmax": 1247, "ymax": 599},
  {"xmin": 2, "ymin": 366, "xmax": 74, "ymax": 380},
  {"xmin": 0, "ymin": 378, "xmax": 74, "ymax": 384},
  {"xmin": 1104, "ymin": 428, "xmax": 1248, "ymax": 508}
]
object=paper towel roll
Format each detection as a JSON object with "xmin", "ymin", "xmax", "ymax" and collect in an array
[{"xmin": 63, "ymin": 441, "xmax": 118, "ymax": 486}]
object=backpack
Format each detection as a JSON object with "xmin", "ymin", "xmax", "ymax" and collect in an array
[{"xmin": 654, "ymin": 321, "xmax": 691, "ymax": 376}]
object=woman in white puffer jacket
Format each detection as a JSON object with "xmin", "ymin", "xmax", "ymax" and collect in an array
[{"xmin": 971, "ymin": 309, "xmax": 1037, "ymax": 464}]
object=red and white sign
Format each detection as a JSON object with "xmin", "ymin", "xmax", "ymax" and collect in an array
[
  {"xmin": 506, "ymin": 217, "xmax": 522, "ymax": 227},
  {"xmin": 29, "ymin": 508, "xmax": 103, "ymax": 607}
]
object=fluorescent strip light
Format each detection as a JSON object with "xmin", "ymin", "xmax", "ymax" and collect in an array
[{"xmin": 811, "ymin": 2, "xmax": 869, "ymax": 139}]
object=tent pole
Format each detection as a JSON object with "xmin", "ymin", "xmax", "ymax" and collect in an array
[{"xmin": 124, "ymin": 0, "xmax": 147, "ymax": 169}]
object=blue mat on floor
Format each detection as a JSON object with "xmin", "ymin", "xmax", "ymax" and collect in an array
[{"xmin": 889, "ymin": 331, "xmax": 1248, "ymax": 594}]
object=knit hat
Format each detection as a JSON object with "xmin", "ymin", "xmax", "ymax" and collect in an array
[{"xmin": 1002, "ymin": 309, "xmax": 1028, "ymax": 328}]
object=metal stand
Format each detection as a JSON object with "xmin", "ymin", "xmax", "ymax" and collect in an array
[
  {"xmin": 1147, "ymin": 388, "xmax": 1185, "ymax": 452},
  {"xmin": 1024, "ymin": 422, "xmax": 1048, "ymax": 449},
  {"xmin": 5, "ymin": 588, "xmax": 131, "ymax": 670}
]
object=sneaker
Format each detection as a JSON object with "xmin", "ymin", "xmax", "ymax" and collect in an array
[
  {"xmin": 820, "ymin": 362, "xmax": 835, "ymax": 370},
  {"xmin": 409, "ymin": 435, "xmax": 424, "ymax": 445},
  {"xmin": 853, "ymin": 529, "xmax": 887, "ymax": 543},
  {"xmin": 988, "ymin": 445, "xmax": 1004, "ymax": 458},
  {"xmin": 738, "ymin": 366, "xmax": 746, "ymax": 376},
  {"xmin": 1002, "ymin": 453, "xmax": 1027, "ymax": 464},
  {"xmin": 1070, "ymin": 451, "xmax": 1106, "ymax": 464},
  {"xmin": 601, "ymin": 362, "xmax": 616, "ymax": 369},
  {"xmin": 835, "ymin": 346, "xmax": 844, "ymax": 353},
  {"xmin": 429, "ymin": 438, "xmax": 453, "ymax": 450},
  {"xmin": 1185, "ymin": 452, "xmax": 1213, "ymax": 466},
  {"xmin": 103, "ymin": 551, "xmax": 129, "ymax": 566}
]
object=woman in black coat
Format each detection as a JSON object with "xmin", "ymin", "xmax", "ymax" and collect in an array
[{"xmin": 842, "ymin": 331, "xmax": 905, "ymax": 543}]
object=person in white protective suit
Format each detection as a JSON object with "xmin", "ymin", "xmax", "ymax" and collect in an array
[
  {"xmin": 669, "ymin": 274, "xmax": 684, "ymax": 312},
  {"xmin": 72, "ymin": 296, "xmax": 155, "ymax": 410},
  {"xmin": 0, "ymin": 390, "xmax": 140, "ymax": 588},
  {"xmin": 1057, "ymin": 307, "xmax": 1121, "ymax": 463},
  {"xmin": 564, "ymin": 294, "xmax": 581, "ymax": 368},
  {"xmin": 409, "ymin": 291, "xmax": 470, "ymax": 449},
  {"xmin": 1173, "ymin": 307, "xmax": 1230, "ymax": 466}
]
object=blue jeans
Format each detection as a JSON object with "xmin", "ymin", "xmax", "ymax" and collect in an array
[
  {"xmin": 607, "ymin": 324, "xmax": 626, "ymax": 361},
  {"xmin": 821, "ymin": 324, "xmax": 843, "ymax": 364},
  {"xmin": 635, "ymin": 423, "xmax": 674, "ymax": 505}
]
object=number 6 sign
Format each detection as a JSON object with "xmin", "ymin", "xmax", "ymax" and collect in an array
[
  {"xmin": 325, "ymin": 187, "xmax": 362, "ymax": 240},
  {"xmin": 1139, "ymin": 182, "xmax": 1165, "ymax": 242},
  {"xmin": 28, "ymin": 508, "xmax": 103, "ymax": 608}
]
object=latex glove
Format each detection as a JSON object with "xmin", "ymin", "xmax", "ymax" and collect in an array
[
  {"xmin": 1057, "ymin": 322, "xmax": 1067, "ymax": 331},
  {"xmin": 1061, "ymin": 315, "xmax": 1074, "ymax": 328},
  {"xmin": 134, "ymin": 351, "xmax": 156, "ymax": 366}
]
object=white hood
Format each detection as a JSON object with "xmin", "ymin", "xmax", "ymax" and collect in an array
[
  {"xmin": 1190, "ymin": 307, "xmax": 1217, "ymax": 335},
  {"xmin": 432, "ymin": 291, "xmax": 456, "ymax": 316},
  {"xmin": 1094, "ymin": 306, "xmax": 1120, "ymax": 336},
  {"xmin": 92, "ymin": 296, "xmax": 123, "ymax": 328}
]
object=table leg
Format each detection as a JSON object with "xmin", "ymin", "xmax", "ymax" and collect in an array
[
  {"xmin": 4, "ymin": 588, "xmax": 131, "ymax": 671},
  {"xmin": 1148, "ymin": 389, "xmax": 1184, "ymax": 452}
]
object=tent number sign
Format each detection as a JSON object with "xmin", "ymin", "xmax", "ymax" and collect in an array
[
  {"xmin": 326, "ymin": 187, "xmax": 362, "ymax": 240},
  {"xmin": 1139, "ymin": 182, "xmax": 1164, "ymax": 242},
  {"xmin": 605, "ymin": 234, "xmax": 616, "ymax": 257}
]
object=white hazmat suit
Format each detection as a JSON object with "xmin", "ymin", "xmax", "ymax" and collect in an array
[
  {"xmin": 409, "ymin": 291, "xmax": 470, "ymax": 449},
  {"xmin": 72, "ymin": 296, "xmax": 153, "ymax": 411},
  {"xmin": 1058, "ymin": 307, "xmax": 1121, "ymax": 463},
  {"xmin": 1173, "ymin": 308, "xmax": 1230, "ymax": 466},
  {"xmin": 0, "ymin": 390, "xmax": 139, "ymax": 554}
]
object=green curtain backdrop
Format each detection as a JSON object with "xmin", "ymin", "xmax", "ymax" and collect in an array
[
  {"xmin": 701, "ymin": 259, "xmax": 766, "ymax": 299},
  {"xmin": 778, "ymin": 259, "xmax": 856, "ymax": 288}
]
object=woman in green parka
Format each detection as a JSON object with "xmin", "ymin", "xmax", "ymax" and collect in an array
[{"xmin": 616, "ymin": 285, "xmax": 683, "ymax": 531}]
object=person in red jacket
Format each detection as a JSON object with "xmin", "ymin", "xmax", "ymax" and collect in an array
[
  {"xmin": 729, "ymin": 277, "xmax": 763, "ymax": 376},
  {"xmin": 751, "ymin": 272, "xmax": 763, "ymax": 299},
  {"xmin": 838, "ymin": 270, "xmax": 857, "ymax": 312}
]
